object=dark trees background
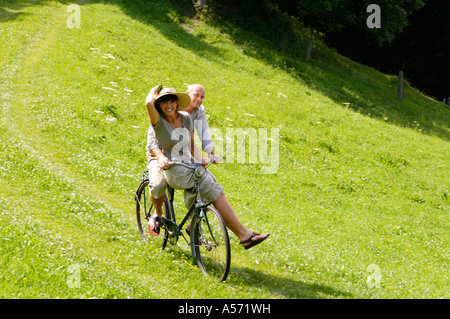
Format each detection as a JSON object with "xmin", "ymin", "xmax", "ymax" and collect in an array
[{"xmin": 200, "ymin": 0, "xmax": 449, "ymax": 101}]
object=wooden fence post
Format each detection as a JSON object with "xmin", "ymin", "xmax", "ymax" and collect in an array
[
  {"xmin": 306, "ymin": 37, "xmax": 313, "ymax": 61},
  {"xmin": 397, "ymin": 71, "xmax": 403, "ymax": 100}
]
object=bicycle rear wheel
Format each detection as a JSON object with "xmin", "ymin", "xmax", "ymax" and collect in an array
[
  {"xmin": 135, "ymin": 179, "xmax": 172, "ymax": 249},
  {"xmin": 192, "ymin": 205, "xmax": 231, "ymax": 282}
]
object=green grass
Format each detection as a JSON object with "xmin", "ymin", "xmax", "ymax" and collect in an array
[{"xmin": 0, "ymin": 0, "xmax": 448, "ymax": 299}]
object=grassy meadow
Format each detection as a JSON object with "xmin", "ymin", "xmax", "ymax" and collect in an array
[{"xmin": 0, "ymin": 0, "xmax": 449, "ymax": 299}]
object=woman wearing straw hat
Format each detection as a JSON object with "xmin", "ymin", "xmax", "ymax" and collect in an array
[{"xmin": 145, "ymin": 85, "xmax": 269, "ymax": 250}]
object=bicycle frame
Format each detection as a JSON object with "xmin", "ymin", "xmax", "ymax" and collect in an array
[
  {"xmin": 135, "ymin": 167, "xmax": 208, "ymax": 250},
  {"xmin": 164, "ymin": 187, "xmax": 213, "ymax": 258},
  {"xmin": 136, "ymin": 158, "xmax": 230, "ymax": 281},
  {"xmin": 162, "ymin": 160, "xmax": 219, "ymax": 257}
]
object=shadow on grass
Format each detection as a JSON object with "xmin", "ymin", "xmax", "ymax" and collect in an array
[
  {"xmin": 0, "ymin": 7, "xmax": 28, "ymax": 22},
  {"xmin": 230, "ymin": 266, "xmax": 352, "ymax": 299},
  {"xmin": 8, "ymin": 0, "xmax": 449, "ymax": 141},
  {"xmin": 89, "ymin": 0, "xmax": 227, "ymax": 67},
  {"xmin": 200, "ymin": 5, "xmax": 450, "ymax": 141},
  {"xmin": 291, "ymin": 56, "xmax": 450, "ymax": 141},
  {"xmin": 0, "ymin": 0, "xmax": 73, "ymax": 23},
  {"xmin": 117, "ymin": 0, "xmax": 450, "ymax": 141},
  {"xmin": 0, "ymin": 0, "xmax": 37, "ymax": 23},
  {"xmin": 165, "ymin": 244, "xmax": 351, "ymax": 298}
]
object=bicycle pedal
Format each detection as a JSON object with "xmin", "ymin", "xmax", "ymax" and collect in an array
[{"xmin": 161, "ymin": 216, "xmax": 179, "ymax": 242}]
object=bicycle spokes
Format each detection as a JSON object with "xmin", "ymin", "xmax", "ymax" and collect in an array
[{"xmin": 193, "ymin": 206, "xmax": 231, "ymax": 282}]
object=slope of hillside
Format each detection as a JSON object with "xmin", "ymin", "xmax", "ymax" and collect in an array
[{"xmin": 0, "ymin": 0, "xmax": 448, "ymax": 299}]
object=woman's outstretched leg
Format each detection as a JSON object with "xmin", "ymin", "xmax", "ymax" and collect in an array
[{"xmin": 212, "ymin": 191, "xmax": 269, "ymax": 249}]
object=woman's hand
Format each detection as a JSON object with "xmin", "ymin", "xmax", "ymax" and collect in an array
[
  {"xmin": 146, "ymin": 86, "xmax": 160, "ymax": 105},
  {"xmin": 201, "ymin": 157, "xmax": 209, "ymax": 167},
  {"xmin": 145, "ymin": 85, "xmax": 162, "ymax": 125},
  {"xmin": 157, "ymin": 154, "xmax": 170, "ymax": 169}
]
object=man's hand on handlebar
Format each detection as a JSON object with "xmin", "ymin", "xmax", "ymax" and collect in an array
[{"xmin": 208, "ymin": 153, "xmax": 220, "ymax": 165}]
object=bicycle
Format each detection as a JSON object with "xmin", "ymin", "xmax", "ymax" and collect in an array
[{"xmin": 134, "ymin": 159, "xmax": 231, "ymax": 282}]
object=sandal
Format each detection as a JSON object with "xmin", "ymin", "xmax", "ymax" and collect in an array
[
  {"xmin": 148, "ymin": 216, "xmax": 161, "ymax": 236},
  {"xmin": 240, "ymin": 232, "xmax": 270, "ymax": 250}
]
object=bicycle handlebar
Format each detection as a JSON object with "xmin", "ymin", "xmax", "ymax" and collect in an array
[
  {"xmin": 167, "ymin": 161, "xmax": 201, "ymax": 170},
  {"xmin": 167, "ymin": 157, "xmax": 216, "ymax": 170}
]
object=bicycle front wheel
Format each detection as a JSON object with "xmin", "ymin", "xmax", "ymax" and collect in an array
[{"xmin": 192, "ymin": 205, "xmax": 231, "ymax": 282}]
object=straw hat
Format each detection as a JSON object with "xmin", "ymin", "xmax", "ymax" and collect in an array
[{"xmin": 155, "ymin": 87, "xmax": 191, "ymax": 111}]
